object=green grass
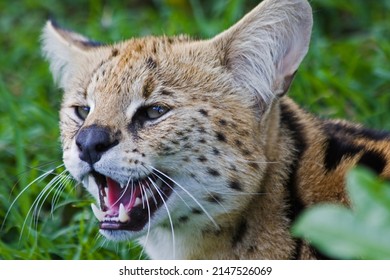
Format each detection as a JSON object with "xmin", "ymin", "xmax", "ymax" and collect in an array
[{"xmin": 0, "ymin": 0, "xmax": 389, "ymax": 259}]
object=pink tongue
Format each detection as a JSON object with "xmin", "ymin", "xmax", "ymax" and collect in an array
[{"xmin": 106, "ymin": 178, "xmax": 141, "ymax": 212}]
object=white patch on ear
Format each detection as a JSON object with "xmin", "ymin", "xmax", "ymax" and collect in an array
[
  {"xmin": 41, "ymin": 21, "xmax": 105, "ymax": 90},
  {"xmin": 213, "ymin": 0, "xmax": 313, "ymax": 107}
]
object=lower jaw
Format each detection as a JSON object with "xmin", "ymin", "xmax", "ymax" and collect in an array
[
  {"xmin": 97, "ymin": 195, "xmax": 161, "ymax": 232},
  {"xmin": 99, "ymin": 228, "xmax": 139, "ymax": 241}
]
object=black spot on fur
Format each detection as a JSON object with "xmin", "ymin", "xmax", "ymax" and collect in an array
[
  {"xmin": 212, "ymin": 147, "xmax": 220, "ymax": 155},
  {"xmin": 198, "ymin": 155, "xmax": 208, "ymax": 163},
  {"xmin": 249, "ymin": 162, "xmax": 259, "ymax": 170},
  {"xmin": 199, "ymin": 109, "xmax": 208, "ymax": 117},
  {"xmin": 229, "ymin": 180, "xmax": 242, "ymax": 191},
  {"xmin": 232, "ymin": 219, "xmax": 247, "ymax": 247},
  {"xmin": 192, "ymin": 208, "xmax": 202, "ymax": 215},
  {"xmin": 161, "ymin": 89, "xmax": 174, "ymax": 96},
  {"xmin": 235, "ymin": 139, "xmax": 243, "ymax": 147},
  {"xmin": 219, "ymin": 119, "xmax": 227, "ymax": 126},
  {"xmin": 324, "ymin": 121, "xmax": 390, "ymax": 174},
  {"xmin": 183, "ymin": 143, "xmax": 193, "ymax": 150},
  {"xmin": 111, "ymin": 48, "xmax": 119, "ymax": 57},
  {"xmin": 358, "ymin": 150, "xmax": 387, "ymax": 175},
  {"xmin": 216, "ymin": 132, "xmax": 226, "ymax": 142},
  {"xmin": 178, "ymin": 216, "xmax": 189, "ymax": 223},
  {"xmin": 198, "ymin": 138, "xmax": 206, "ymax": 144},
  {"xmin": 176, "ymin": 131, "xmax": 184, "ymax": 137},
  {"xmin": 280, "ymin": 101, "xmax": 308, "ymax": 259},
  {"xmin": 142, "ymin": 76, "xmax": 156, "ymax": 98},
  {"xmin": 162, "ymin": 145, "xmax": 172, "ymax": 153},
  {"xmin": 248, "ymin": 246, "xmax": 256, "ymax": 253},
  {"xmin": 206, "ymin": 193, "xmax": 223, "ymax": 204},
  {"xmin": 229, "ymin": 164, "xmax": 237, "ymax": 172},
  {"xmin": 156, "ymin": 144, "xmax": 177, "ymax": 156},
  {"xmin": 207, "ymin": 168, "xmax": 220, "ymax": 177},
  {"xmin": 197, "ymin": 127, "xmax": 206, "ymax": 134},
  {"xmin": 324, "ymin": 122, "xmax": 390, "ymax": 141},
  {"xmin": 146, "ymin": 57, "xmax": 157, "ymax": 69},
  {"xmin": 241, "ymin": 149, "xmax": 251, "ymax": 156},
  {"xmin": 324, "ymin": 137, "xmax": 362, "ymax": 171}
]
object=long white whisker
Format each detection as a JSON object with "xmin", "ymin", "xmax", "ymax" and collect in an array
[
  {"xmin": 23, "ymin": 160, "xmax": 64, "ymax": 175},
  {"xmin": 148, "ymin": 165, "xmax": 219, "ymax": 229},
  {"xmin": 2, "ymin": 164, "xmax": 64, "ymax": 231},
  {"xmin": 50, "ymin": 173, "xmax": 74, "ymax": 216},
  {"xmin": 208, "ymin": 190, "xmax": 267, "ymax": 196},
  {"xmin": 139, "ymin": 181, "xmax": 146, "ymax": 209},
  {"xmin": 138, "ymin": 183, "xmax": 151, "ymax": 260},
  {"xmin": 26, "ymin": 169, "xmax": 69, "ymax": 238},
  {"xmin": 147, "ymin": 176, "xmax": 175, "ymax": 259},
  {"xmin": 110, "ymin": 177, "xmax": 132, "ymax": 207},
  {"xmin": 34, "ymin": 169, "xmax": 69, "ymax": 222},
  {"xmin": 143, "ymin": 167, "xmax": 192, "ymax": 211},
  {"xmin": 144, "ymin": 184, "xmax": 158, "ymax": 206}
]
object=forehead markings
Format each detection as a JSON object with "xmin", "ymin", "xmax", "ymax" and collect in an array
[
  {"xmin": 87, "ymin": 38, "xmax": 186, "ymax": 119},
  {"xmin": 142, "ymin": 71, "xmax": 158, "ymax": 99}
]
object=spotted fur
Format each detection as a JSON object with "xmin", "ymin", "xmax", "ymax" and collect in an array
[{"xmin": 41, "ymin": 0, "xmax": 390, "ymax": 259}]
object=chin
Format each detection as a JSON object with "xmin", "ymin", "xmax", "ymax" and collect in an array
[{"xmin": 99, "ymin": 229, "xmax": 139, "ymax": 242}]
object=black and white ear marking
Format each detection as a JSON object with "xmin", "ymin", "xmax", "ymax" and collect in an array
[
  {"xmin": 41, "ymin": 20, "xmax": 106, "ymax": 90},
  {"xmin": 213, "ymin": 0, "xmax": 313, "ymax": 108}
]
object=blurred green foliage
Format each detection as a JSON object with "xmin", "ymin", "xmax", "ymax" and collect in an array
[
  {"xmin": 293, "ymin": 167, "xmax": 390, "ymax": 260},
  {"xmin": 0, "ymin": 0, "xmax": 389, "ymax": 259}
]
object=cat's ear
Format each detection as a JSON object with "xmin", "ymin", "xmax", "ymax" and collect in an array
[
  {"xmin": 41, "ymin": 20, "xmax": 106, "ymax": 90},
  {"xmin": 212, "ymin": 0, "xmax": 312, "ymax": 109}
]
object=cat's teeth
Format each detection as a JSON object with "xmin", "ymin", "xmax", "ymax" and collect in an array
[
  {"xmin": 91, "ymin": 203, "xmax": 106, "ymax": 222},
  {"xmin": 103, "ymin": 196, "xmax": 109, "ymax": 206},
  {"xmin": 134, "ymin": 197, "xmax": 142, "ymax": 207},
  {"xmin": 118, "ymin": 203, "xmax": 130, "ymax": 223}
]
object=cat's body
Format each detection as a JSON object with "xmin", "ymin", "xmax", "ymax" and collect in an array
[{"xmin": 41, "ymin": 0, "xmax": 390, "ymax": 259}]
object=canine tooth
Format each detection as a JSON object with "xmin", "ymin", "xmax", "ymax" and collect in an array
[
  {"xmin": 91, "ymin": 203, "xmax": 106, "ymax": 222},
  {"xmin": 103, "ymin": 196, "xmax": 109, "ymax": 206},
  {"xmin": 119, "ymin": 203, "xmax": 130, "ymax": 223},
  {"xmin": 134, "ymin": 197, "xmax": 142, "ymax": 207}
]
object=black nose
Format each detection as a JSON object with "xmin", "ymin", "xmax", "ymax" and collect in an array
[{"xmin": 75, "ymin": 125, "xmax": 119, "ymax": 165}]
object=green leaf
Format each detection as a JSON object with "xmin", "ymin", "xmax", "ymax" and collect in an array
[
  {"xmin": 292, "ymin": 167, "xmax": 390, "ymax": 259},
  {"xmin": 347, "ymin": 168, "xmax": 390, "ymax": 228}
]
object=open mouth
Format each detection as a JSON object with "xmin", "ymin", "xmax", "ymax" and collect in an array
[{"xmin": 90, "ymin": 172, "xmax": 174, "ymax": 231}]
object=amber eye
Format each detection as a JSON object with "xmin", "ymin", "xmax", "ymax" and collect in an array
[
  {"xmin": 145, "ymin": 105, "xmax": 169, "ymax": 120},
  {"xmin": 75, "ymin": 106, "xmax": 90, "ymax": 120}
]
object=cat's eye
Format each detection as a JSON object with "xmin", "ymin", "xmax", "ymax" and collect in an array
[
  {"xmin": 145, "ymin": 105, "xmax": 169, "ymax": 120},
  {"xmin": 75, "ymin": 106, "xmax": 90, "ymax": 120}
]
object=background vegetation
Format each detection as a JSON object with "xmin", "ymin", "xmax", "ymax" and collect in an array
[{"xmin": 0, "ymin": 0, "xmax": 389, "ymax": 259}]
